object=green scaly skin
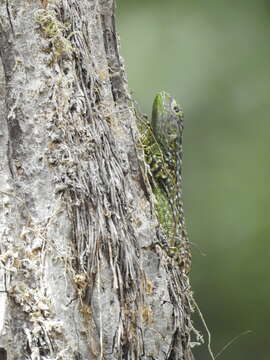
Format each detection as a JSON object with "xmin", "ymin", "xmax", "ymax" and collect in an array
[{"xmin": 139, "ymin": 91, "xmax": 191, "ymax": 273}]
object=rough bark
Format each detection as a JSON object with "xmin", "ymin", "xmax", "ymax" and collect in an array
[{"xmin": 0, "ymin": 1, "xmax": 201, "ymax": 359}]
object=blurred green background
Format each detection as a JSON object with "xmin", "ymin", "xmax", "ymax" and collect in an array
[{"xmin": 116, "ymin": 1, "xmax": 270, "ymax": 359}]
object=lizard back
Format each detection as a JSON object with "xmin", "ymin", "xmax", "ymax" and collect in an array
[{"xmin": 140, "ymin": 91, "xmax": 191, "ymax": 273}]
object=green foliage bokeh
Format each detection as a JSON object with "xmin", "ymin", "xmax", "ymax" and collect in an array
[{"xmin": 116, "ymin": 1, "xmax": 270, "ymax": 359}]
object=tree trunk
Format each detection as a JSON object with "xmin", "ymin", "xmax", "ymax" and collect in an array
[{"xmin": 0, "ymin": 1, "xmax": 200, "ymax": 359}]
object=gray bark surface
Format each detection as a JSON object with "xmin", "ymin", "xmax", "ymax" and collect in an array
[{"xmin": 0, "ymin": 1, "xmax": 201, "ymax": 359}]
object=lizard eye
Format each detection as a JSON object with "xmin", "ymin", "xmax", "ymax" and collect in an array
[{"xmin": 173, "ymin": 106, "xmax": 180, "ymax": 113}]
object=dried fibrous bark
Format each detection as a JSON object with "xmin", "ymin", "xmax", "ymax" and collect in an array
[{"xmin": 0, "ymin": 1, "xmax": 201, "ymax": 359}]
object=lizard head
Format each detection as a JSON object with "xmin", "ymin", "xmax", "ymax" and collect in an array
[{"xmin": 151, "ymin": 91, "xmax": 184, "ymax": 153}]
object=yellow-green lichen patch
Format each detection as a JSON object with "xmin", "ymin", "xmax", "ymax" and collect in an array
[
  {"xmin": 36, "ymin": 10, "xmax": 64, "ymax": 38},
  {"xmin": 36, "ymin": 9, "xmax": 73, "ymax": 63}
]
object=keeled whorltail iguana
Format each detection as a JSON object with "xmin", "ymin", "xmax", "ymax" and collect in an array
[{"xmin": 138, "ymin": 91, "xmax": 191, "ymax": 274}]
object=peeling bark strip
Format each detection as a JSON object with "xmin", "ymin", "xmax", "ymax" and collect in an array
[{"xmin": 0, "ymin": 0, "xmax": 201, "ymax": 359}]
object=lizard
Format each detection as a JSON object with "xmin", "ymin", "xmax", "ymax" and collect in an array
[
  {"xmin": 138, "ymin": 91, "xmax": 191, "ymax": 274},
  {"xmin": 137, "ymin": 93, "xmax": 218, "ymax": 357},
  {"xmin": 138, "ymin": 95, "xmax": 223, "ymax": 357}
]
